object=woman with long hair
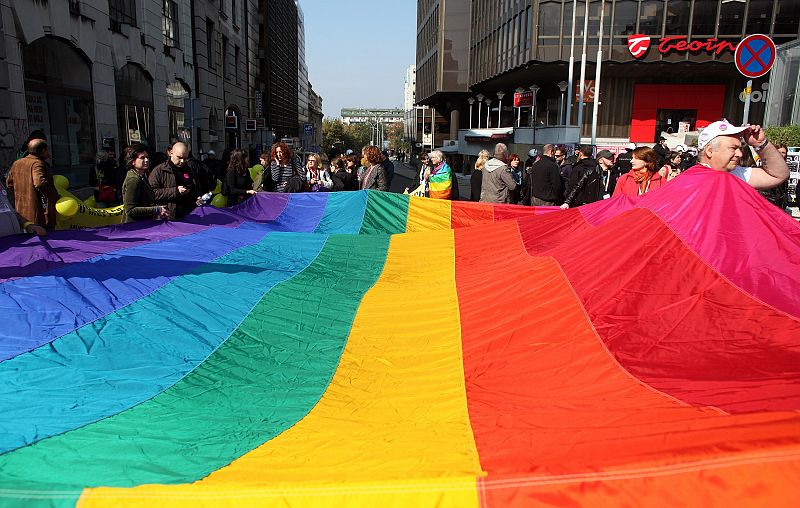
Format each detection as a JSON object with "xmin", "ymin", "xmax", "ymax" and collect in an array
[
  {"xmin": 659, "ymin": 150, "xmax": 683, "ymax": 181},
  {"xmin": 269, "ymin": 142, "xmax": 304, "ymax": 192},
  {"xmin": 304, "ymin": 153, "xmax": 333, "ymax": 191},
  {"xmin": 471, "ymin": 149, "xmax": 490, "ymax": 201},
  {"xmin": 613, "ymin": 146, "xmax": 666, "ymax": 197},
  {"xmin": 121, "ymin": 143, "xmax": 169, "ymax": 223},
  {"xmin": 225, "ymin": 148, "xmax": 256, "ymax": 205}
]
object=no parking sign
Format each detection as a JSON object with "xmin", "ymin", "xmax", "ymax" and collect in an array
[{"xmin": 735, "ymin": 34, "xmax": 776, "ymax": 78}]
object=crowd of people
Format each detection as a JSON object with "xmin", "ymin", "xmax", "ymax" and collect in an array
[
  {"xmin": 1, "ymin": 120, "xmax": 791, "ymax": 239},
  {"xmin": 1, "ymin": 138, "xmax": 402, "ymax": 237},
  {"xmin": 462, "ymin": 122, "xmax": 790, "ymax": 213}
]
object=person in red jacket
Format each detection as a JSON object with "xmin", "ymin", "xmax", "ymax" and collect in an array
[{"xmin": 613, "ymin": 146, "xmax": 666, "ymax": 197}]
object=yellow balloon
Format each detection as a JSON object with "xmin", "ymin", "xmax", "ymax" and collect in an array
[
  {"xmin": 213, "ymin": 179, "xmax": 222, "ymax": 194},
  {"xmin": 211, "ymin": 193, "xmax": 228, "ymax": 208},
  {"xmin": 55, "ymin": 197, "xmax": 80, "ymax": 217},
  {"xmin": 53, "ymin": 174, "xmax": 70, "ymax": 190},
  {"xmin": 84, "ymin": 196, "xmax": 97, "ymax": 208}
]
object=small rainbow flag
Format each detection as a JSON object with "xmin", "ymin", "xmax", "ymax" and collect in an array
[{"xmin": 1, "ymin": 166, "xmax": 799, "ymax": 507}]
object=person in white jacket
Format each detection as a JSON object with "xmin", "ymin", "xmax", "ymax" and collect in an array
[{"xmin": 305, "ymin": 153, "xmax": 333, "ymax": 192}]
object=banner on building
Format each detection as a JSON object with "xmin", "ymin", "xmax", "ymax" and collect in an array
[
  {"xmin": 576, "ymin": 81, "xmax": 595, "ymax": 103},
  {"xmin": 514, "ymin": 91, "xmax": 534, "ymax": 108}
]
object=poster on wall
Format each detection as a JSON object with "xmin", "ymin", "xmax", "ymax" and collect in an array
[{"xmin": 25, "ymin": 92, "xmax": 50, "ymax": 136}]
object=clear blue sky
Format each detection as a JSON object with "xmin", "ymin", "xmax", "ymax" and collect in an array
[{"xmin": 300, "ymin": 0, "xmax": 416, "ymax": 118}]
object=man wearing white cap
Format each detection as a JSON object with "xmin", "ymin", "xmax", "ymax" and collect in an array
[{"xmin": 696, "ymin": 120, "xmax": 788, "ymax": 190}]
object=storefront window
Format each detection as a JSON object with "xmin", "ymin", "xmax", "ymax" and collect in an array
[
  {"xmin": 691, "ymin": 0, "xmax": 719, "ymax": 36},
  {"xmin": 718, "ymin": 0, "xmax": 745, "ymax": 36},
  {"xmin": 167, "ymin": 81, "xmax": 190, "ymax": 145},
  {"xmin": 639, "ymin": 0, "xmax": 664, "ymax": 35},
  {"xmin": 23, "ymin": 37, "xmax": 96, "ymax": 186},
  {"xmin": 115, "ymin": 63, "xmax": 154, "ymax": 150},
  {"xmin": 775, "ymin": 0, "xmax": 800, "ymax": 35},
  {"xmin": 745, "ymin": 0, "xmax": 773, "ymax": 34},
  {"xmin": 665, "ymin": 0, "xmax": 691, "ymax": 35}
]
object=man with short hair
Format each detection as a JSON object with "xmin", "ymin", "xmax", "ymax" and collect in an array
[
  {"xmin": 525, "ymin": 143, "xmax": 563, "ymax": 206},
  {"xmin": 149, "ymin": 141, "xmax": 201, "ymax": 219},
  {"xmin": 561, "ymin": 145, "xmax": 602, "ymax": 208},
  {"xmin": 380, "ymin": 150, "xmax": 395, "ymax": 187},
  {"xmin": 6, "ymin": 139, "xmax": 60, "ymax": 229},
  {"xmin": 480, "ymin": 143, "xmax": 517, "ymax": 204},
  {"xmin": 695, "ymin": 120, "xmax": 788, "ymax": 190},
  {"xmin": 653, "ymin": 136, "xmax": 669, "ymax": 168},
  {"xmin": 596, "ymin": 150, "xmax": 619, "ymax": 199}
]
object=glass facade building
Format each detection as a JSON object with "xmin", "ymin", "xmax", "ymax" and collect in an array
[{"xmin": 417, "ymin": 0, "xmax": 800, "ymax": 143}]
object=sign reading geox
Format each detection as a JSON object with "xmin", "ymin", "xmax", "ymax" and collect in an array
[{"xmin": 627, "ymin": 34, "xmax": 737, "ymax": 59}]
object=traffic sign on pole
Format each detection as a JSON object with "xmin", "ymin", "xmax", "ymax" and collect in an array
[{"xmin": 734, "ymin": 34, "xmax": 776, "ymax": 79}]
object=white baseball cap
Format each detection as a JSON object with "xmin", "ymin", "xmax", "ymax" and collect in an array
[
  {"xmin": 697, "ymin": 120, "xmax": 749, "ymax": 150},
  {"xmin": 625, "ymin": 143, "xmax": 636, "ymax": 150}
]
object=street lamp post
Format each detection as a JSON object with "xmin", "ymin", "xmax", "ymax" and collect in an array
[
  {"xmin": 467, "ymin": 97, "xmax": 475, "ymax": 129},
  {"xmin": 529, "ymin": 84, "xmax": 540, "ymax": 127},
  {"xmin": 496, "ymin": 91, "xmax": 505, "ymax": 128},
  {"xmin": 476, "ymin": 93, "xmax": 484, "ymax": 130},
  {"xmin": 557, "ymin": 81, "xmax": 568, "ymax": 125},
  {"xmin": 485, "ymin": 99, "xmax": 492, "ymax": 128}
]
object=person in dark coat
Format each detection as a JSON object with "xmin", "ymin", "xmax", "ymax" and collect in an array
[
  {"xmin": 653, "ymin": 137, "xmax": 669, "ymax": 168},
  {"xmin": 561, "ymin": 145, "xmax": 602, "ymax": 208},
  {"xmin": 224, "ymin": 148, "xmax": 256, "ymax": 205},
  {"xmin": 121, "ymin": 143, "xmax": 169, "ymax": 223},
  {"xmin": 524, "ymin": 143, "xmax": 564, "ymax": 206},
  {"xmin": 330, "ymin": 156, "xmax": 358, "ymax": 191},
  {"xmin": 148, "ymin": 141, "xmax": 201, "ymax": 219}
]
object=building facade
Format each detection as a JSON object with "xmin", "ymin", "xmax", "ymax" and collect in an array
[
  {"xmin": 308, "ymin": 83, "xmax": 323, "ymax": 152},
  {"xmin": 0, "ymin": 0, "xmax": 260, "ymax": 186},
  {"xmin": 297, "ymin": 2, "xmax": 310, "ymax": 147},
  {"xmin": 257, "ymin": 0, "xmax": 300, "ymax": 141},
  {"xmin": 192, "ymin": 0, "xmax": 259, "ymax": 156},
  {"xmin": 417, "ymin": 0, "xmax": 800, "ymax": 150}
]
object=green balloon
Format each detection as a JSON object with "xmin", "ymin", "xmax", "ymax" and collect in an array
[
  {"xmin": 211, "ymin": 193, "xmax": 228, "ymax": 208},
  {"xmin": 53, "ymin": 174, "xmax": 70, "ymax": 190},
  {"xmin": 213, "ymin": 179, "xmax": 222, "ymax": 194}
]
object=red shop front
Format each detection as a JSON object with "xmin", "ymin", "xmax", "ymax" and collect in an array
[{"xmin": 629, "ymin": 84, "xmax": 725, "ymax": 143}]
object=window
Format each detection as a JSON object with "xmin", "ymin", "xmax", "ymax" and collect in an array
[
  {"xmin": 234, "ymin": 46, "xmax": 240, "ymax": 84},
  {"xmin": 232, "ymin": 0, "xmax": 237, "ymax": 26},
  {"xmin": 718, "ymin": 0, "xmax": 745, "ymax": 36},
  {"xmin": 639, "ymin": 0, "xmax": 664, "ymax": 36},
  {"xmin": 775, "ymin": 0, "xmax": 800, "ymax": 34},
  {"xmin": 746, "ymin": 0, "xmax": 773, "ymax": 34},
  {"xmin": 109, "ymin": 0, "xmax": 137, "ymax": 27},
  {"xmin": 162, "ymin": 0, "xmax": 179, "ymax": 48},
  {"xmin": 538, "ymin": 1, "xmax": 561, "ymax": 46},
  {"xmin": 664, "ymin": 0, "xmax": 691, "ymax": 35},
  {"xmin": 612, "ymin": 0, "xmax": 638, "ymax": 42},
  {"xmin": 206, "ymin": 19, "xmax": 215, "ymax": 67},
  {"xmin": 222, "ymin": 36, "xmax": 228, "ymax": 79},
  {"xmin": 691, "ymin": 0, "xmax": 719, "ymax": 35}
]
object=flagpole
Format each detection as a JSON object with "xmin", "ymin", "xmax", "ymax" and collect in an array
[
  {"xmin": 576, "ymin": 0, "xmax": 590, "ymax": 143},
  {"xmin": 590, "ymin": 0, "xmax": 605, "ymax": 147},
  {"xmin": 566, "ymin": 0, "xmax": 577, "ymax": 127}
]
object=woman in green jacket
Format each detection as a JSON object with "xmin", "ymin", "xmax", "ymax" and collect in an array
[{"xmin": 121, "ymin": 143, "xmax": 169, "ymax": 223}]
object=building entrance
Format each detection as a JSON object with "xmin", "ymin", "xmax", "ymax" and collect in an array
[{"xmin": 655, "ymin": 109, "xmax": 697, "ymax": 141}]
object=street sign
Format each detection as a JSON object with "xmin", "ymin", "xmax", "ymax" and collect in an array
[
  {"xmin": 256, "ymin": 118, "xmax": 266, "ymax": 129},
  {"xmin": 735, "ymin": 34, "xmax": 776, "ymax": 79},
  {"xmin": 514, "ymin": 91, "xmax": 533, "ymax": 108},
  {"xmin": 303, "ymin": 123, "xmax": 313, "ymax": 134},
  {"xmin": 245, "ymin": 119, "xmax": 257, "ymax": 132},
  {"xmin": 255, "ymin": 90, "xmax": 263, "ymax": 118}
]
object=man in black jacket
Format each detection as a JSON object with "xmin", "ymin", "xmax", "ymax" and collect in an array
[
  {"xmin": 524, "ymin": 144, "xmax": 563, "ymax": 206},
  {"xmin": 561, "ymin": 145, "xmax": 601, "ymax": 208}
]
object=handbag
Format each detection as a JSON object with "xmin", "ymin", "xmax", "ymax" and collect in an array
[{"xmin": 98, "ymin": 184, "xmax": 115, "ymax": 202}]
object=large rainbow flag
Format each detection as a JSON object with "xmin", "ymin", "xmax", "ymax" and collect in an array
[{"xmin": 1, "ymin": 166, "xmax": 799, "ymax": 507}]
